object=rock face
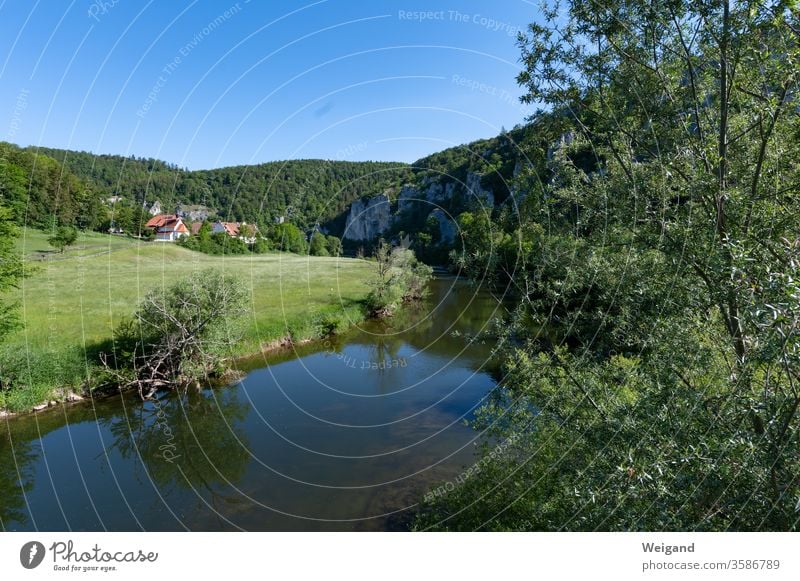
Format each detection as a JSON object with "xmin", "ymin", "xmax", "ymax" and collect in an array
[
  {"xmin": 343, "ymin": 193, "xmax": 393, "ymax": 241},
  {"xmin": 397, "ymin": 180, "xmax": 458, "ymax": 213},
  {"xmin": 429, "ymin": 208, "xmax": 458, "ymax": 244},
  {"xmin": 506, "ymin": 160, "xmax": 528, "ymax": 206},
  {"xmin": 342, "ymin": 171, "xmax": 498, "ymax": 245},
  {"xmin": 421, "ymin": 178, "xmax": 456, "ymax": 204},
  {"xmin": 547, "ymin": 131, "xmax": 576, "ymax": 160},
  {"xmin": 397, "ymin": 185, "xmax": 420, "ymax": 212},
  {"xmin": 465, "ymin": 172, "xmax": 494, "ymax": 206}
]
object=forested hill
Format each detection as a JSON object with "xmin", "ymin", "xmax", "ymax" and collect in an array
[
  {"xmin": 0, "ymin": 141, "xmax": 101, "ymax": 229},
  {"xmin": 4, "ymin": 119, "xmax": 549, "ymax": 241},
  {"xmin": 19, "ymin": 145, "xmax": 412, "ymax": 229}
]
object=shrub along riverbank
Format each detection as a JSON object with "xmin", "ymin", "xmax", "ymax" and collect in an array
[{"xmin": 0, "ymin": 230, "xmax": 373, "ymax": 413}]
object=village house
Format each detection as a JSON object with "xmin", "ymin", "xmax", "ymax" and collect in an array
[
  {"xmin": 145, "ymin": 214, "xmax": 189, "ymax": 241},
  {"xmin": 211, "ymin": 220, "xmax": 258, "ymax": 244}
]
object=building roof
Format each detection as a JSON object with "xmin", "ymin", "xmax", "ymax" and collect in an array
[
  {"xmin": 217, "ymin": 222, "xmax": 240, "ymax": 236},
  {"xmin": 145, "ymin": 214, "xmax": 170, "ymax": 228},
  {"xmin": 146, "ymin": 214, "xmax": 187, "ymax": 232},
  {"xmin": 190, "ymin": 222, "xmax": 204, "ymax": 235}
]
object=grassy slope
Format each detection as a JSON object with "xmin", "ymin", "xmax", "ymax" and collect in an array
[
  {"xmin": 1, "ymin": 230, "xmax": 372, "ymax": 411},
  {"xmin": 17, "ymin": 228, "xmax": 140, "ymax": 259}
]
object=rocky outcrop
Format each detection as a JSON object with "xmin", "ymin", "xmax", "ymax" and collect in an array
[
  {"xmin": 397, "ymin": 180, "xmax": 458, "ymax": 214},
  {"xmin": 547, "ymin": 131, "xmax": 576, "ymax": 160},
  {"xmin": 343, "ymin": 171, "xmax": 496, "ymax": 245},
  {"xmin": 465, "ymin": 172, "xmax": 494, "ymax": 206},
  {"xmin": 420, "ymin": 178, "xmax": 456, "ymax": 204},
  {"xmin": 429, "ymin": 208, "xmax": 458, "ymax": 244},
  {"xmin": 343, "ymin": 193, "xmax": 393, "ymax": 241},
  {"xmin": 397, "ymin": 185, "xmax": 420, "ymax": 212}
]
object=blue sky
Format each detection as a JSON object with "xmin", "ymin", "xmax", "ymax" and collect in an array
[{"xmin": 0, "ymin": 1, "xmax": 540, "ymax": 169}]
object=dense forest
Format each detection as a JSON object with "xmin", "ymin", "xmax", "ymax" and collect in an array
[
  {"xmin": 0, "ymin": 142, "xmax": 104, "ymax": 229},
  {"xmin": 33, "ymin": 146, "xmax": 412, "ymax": 231}
]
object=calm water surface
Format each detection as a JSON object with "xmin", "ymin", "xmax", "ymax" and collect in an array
[{"xmin": 0, "ymin": 277, "xmax": 507, "ymax": 531}]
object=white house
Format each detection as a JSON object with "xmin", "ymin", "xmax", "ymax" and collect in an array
[{"xmin": 145, "ymin": 214, "xmax": 189, "ymax": 241}]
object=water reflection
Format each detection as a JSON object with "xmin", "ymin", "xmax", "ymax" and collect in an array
[
  {"xmin": 0, "ymin": 436, "xmax": 36, "ymax": 528},
  {"xmin": 0, "ymin": 277, "xmax": 508, "ymax": 531},
  {"xmin": 107, "ymin": 390, "xmax": 251, "ymax": 507}
]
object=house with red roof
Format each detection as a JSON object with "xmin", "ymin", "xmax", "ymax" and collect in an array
[
  {"xmin": 212, "ymin": 221, "xmax": 240, "ymax": 237},
  {"xmin": 211, "ymin": 221, "xmax": 258, "ymax": 244},
  {"xmin": 145, "ymin": 214, "xmax": 189, "ymax": 242}
]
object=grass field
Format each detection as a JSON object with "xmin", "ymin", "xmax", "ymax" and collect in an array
[
  {"xmin": 16, "ymin": 228, "xmax": 145, "ymax": 259},
  {"xmin": 1, "ymin": 230, "xmax": 373, "ymax": 412}
]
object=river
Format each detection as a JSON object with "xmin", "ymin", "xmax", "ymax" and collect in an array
[{"xmin": 0, "ymin": 277, "xmax": 508, "ymax": 531}]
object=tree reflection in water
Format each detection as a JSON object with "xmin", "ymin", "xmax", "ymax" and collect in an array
[
  {"xmin": 106, "ymin": 387, "xmax": 251, "ymax": 526},
  {"xmin": 0, "ymin": 433, "xmax": 36, "ymax": 529}
]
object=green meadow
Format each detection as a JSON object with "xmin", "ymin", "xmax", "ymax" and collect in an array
[{"xmin": 1, "ymin": 230, "xmax": 372, "ymax": 412}]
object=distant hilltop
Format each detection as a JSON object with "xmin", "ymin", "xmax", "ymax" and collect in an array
[{"xmin": 1, "ymin": 119, "xmax": 548, "ymax": 266}]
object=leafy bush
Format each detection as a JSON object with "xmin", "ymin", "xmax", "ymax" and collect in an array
[
  {"xmin": 47, "ymin": 226, "xmax": 78, "ymax": 253},
  {"xmin": 309, "ymin": 231, "xmax": 329, "ymax": 256},
  {"xmin": 268, "ymin": 223, "xmax": 307, "ymax": 254},
  {"xmin": 365, "ymin": 240, "xmax": 432, "ymax": 316},
  {"xmin": 103, "ymin": 269, "xmax": 248, "ymax": 397}
]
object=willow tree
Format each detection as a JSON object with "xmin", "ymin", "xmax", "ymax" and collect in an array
[
  {"xmin": 417, "ymin": 1, "xmax": 800, "ymax": 530},
  {"xmin": 520, "ymin": 0, "xmax": 799, "ymax": 371},
  {"xmin": 103, "ymin": 269, "xmax": 248, "ymax": 398}
]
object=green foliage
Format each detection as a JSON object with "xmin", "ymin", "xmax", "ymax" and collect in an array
[
  {"xmin": 197, "ymin": 220, "xmax": 212, "ymax": 240},
  {"xmin": 35, "ymin": 146, "xmax": 411, "ymax": 231},
  {"xmin": 102, "ymin": 201, "xmax": 151, "ymax": 236},
  {"xmin": 365, "ymin": 240, "xmax": 433, "ymax": 315},
  {"xmin": 109, "ymin": 269, "xmax": 249, "ymax": 391},
  {"xmin": 0, "ymin": 142, "xmax": 104, "ymax": 229},
  {"xmin": 309, "ymin": 231, "xmax": 329, "ymax": 256},
  {"xmin": 251, "ymin": 237, "xmax": 272, "ymax": 254},
  {"xmin": 47, "ymin": 226, "xmax": 78, "ymax": 253},
  {"xmin": 139, "ymin": 269, "xmax": 248, "ymax": 348},
  {"xmin": 325, "ymin": 234, "xmax": 342, "ymax": 256},
  {"xmin": 416, "ymin": 0, "xmax": 800, "ymax": 531},
  {"xmin": 0, "ymin": 206, "xmax": 24, "ymax": 341},
  {"xmin": 269, "ymin": 222, "xmax": 307, "ymax": 254},
  {"xmin": 179, "ymin": 231, "xmax": 249, "ymax": 255},
  {"xmin": 392, "ymin": 246, "xmax": 434, "ymax": 302},
  {"xmin": 0, "ymin": 345, "xmax": 85, "ymax": 412}
]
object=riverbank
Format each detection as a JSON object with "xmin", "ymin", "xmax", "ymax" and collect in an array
[
  {"xmin": 0, "ymin": 276, "xmax": 504, "ymax": 530},
  {"xmin": 0, "ymin": 315, "xmax": 368, "ymax": 419},
  {"xmin": 0, "ymin": 231, "xmax": 373, "ymax": 415},
  {"xmin": 0, "ymin": 324, "xmax": 363, "ymax": 420}
]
